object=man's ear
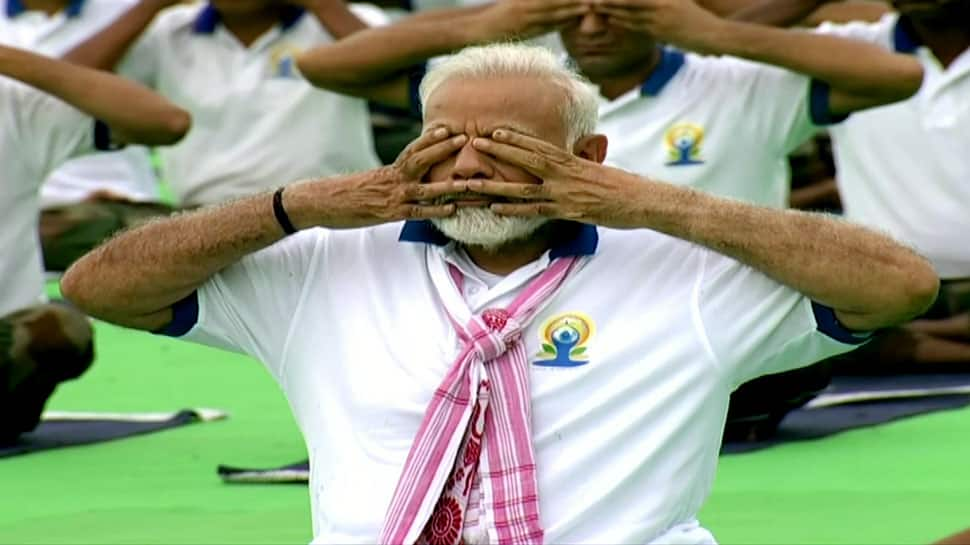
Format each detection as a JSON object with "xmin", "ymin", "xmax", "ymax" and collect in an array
[{"xmin": 572, "ymin": 134, "xmax": 608, "ymax": 164}]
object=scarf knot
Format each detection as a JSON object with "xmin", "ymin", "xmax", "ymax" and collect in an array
[{"xmin": 469, "ymin": 309, "xmax": 522, "ymax": 362}]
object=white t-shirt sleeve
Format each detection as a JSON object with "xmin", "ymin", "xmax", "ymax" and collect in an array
[
  {"xmin": 115, "ymin": 13, "xmax": 164, "ymax": 87},
  {"xmin": 692, "ymin": 249, "xmax": 868, "ymax": 389},
  {"xmin": 711, "ymin": 54, "xmax": 839, "ymax": 155},
  {"xmin": 7, "ymin": 81, "xmax": 102, "ymax": 176},
  {"xmin": 165, "ymin": 229, "xmax": 323, "ymax": 381},
  {"xmin": 349, "ymin": 3, "xmax": 392, "ymax": 26},
  {"xmin": 814, "ymin": 15, "xmax": 893, "ymax": 46}
]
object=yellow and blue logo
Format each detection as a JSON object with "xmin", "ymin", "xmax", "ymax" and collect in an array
[
  {"xmin": 664, "ymin": 122, "xmax": 705, "ymax": 166},
  {"xmin": 533, "ymin": 311, "xmax": 595, "ymax": 367}
]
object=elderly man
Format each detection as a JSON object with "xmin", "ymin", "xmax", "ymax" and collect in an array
[{"xmin": 63, "ymin": 44, "xmax": 936, "ymax": 544}]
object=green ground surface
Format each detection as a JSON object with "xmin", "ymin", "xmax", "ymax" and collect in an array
[{"xmin": 1, "ymin": 311, "xmax": 968, "ymax": 544}]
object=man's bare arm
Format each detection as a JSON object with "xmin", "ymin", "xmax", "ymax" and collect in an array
[
  {"xmin": 0, "ymin": 46, "xmax": 189, "ymax": 145},
  {"xmin": 60, "ymin": 131, "xmax": 469, "ymax": 331},
  {"xmin": 468, "ymin": 131, "xmax": 939, "ymax": 331},
  {"xmin": 62, "ymin": 0, "xmax": 176, "ymax": 69},
  {"xmin": 297, "ymin": 0, "xmax": 369, "ymax": 38},
  {"xmin": 598, "ymin": 0, "xmax": 922, "ymax": 116},
  {"xmin": 296, "ymin": 0, "xmax": 584, "ymax": 109},
  {"xmin": 726, "ymin": 0, "xmax": 889, "ymax": 26}
]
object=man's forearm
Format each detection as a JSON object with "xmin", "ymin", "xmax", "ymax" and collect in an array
[
  {"xmin": 62, "ymin": 192, "xmax": 287, "ymax": 331},
  {"xmin": 727, "ymin": 0, "xmax": 824, "ymax": 25},
  {"xmin": 304, "ymin": 0, "xmax": 369, "ymax": 39},
  {"xmin": 689, "ymin": 18, "xmax": 922, "ymax": 103},
  {"xmin": 297, "ymin": 8, "xmax": 487, "ymax": 89},
  {"xmin": 625, "ymin": 173, "xmax": 938, "ymax": 331},
  {"xmin": 63, "ymin": 0, "xmax": 171, "ymax": 69},
  {"xmin": 0, "ymin": 46, "xmax": 189, "ymax": 145}
]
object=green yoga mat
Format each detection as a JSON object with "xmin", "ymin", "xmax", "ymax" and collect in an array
[{"xmin": 0, "ymin": 315, "xmax": 968, "ymax": 544}]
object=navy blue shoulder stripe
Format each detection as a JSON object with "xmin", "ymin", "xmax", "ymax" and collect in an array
[
  {"xmin": 811, "ymin": 301, "xmax": 871, "ymax": 345},
  {"xmin": 156, "ymin": 291, "xmax": 200, "ymax": 337}
]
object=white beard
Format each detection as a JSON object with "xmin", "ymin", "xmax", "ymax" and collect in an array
[{"xmin": 431, "ymin": 208, "xmax": 548, "ymax": 250}]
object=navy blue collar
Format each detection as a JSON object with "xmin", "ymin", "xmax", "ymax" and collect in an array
[
  {"xmin": 399, "ymin": 220, "xmax": 599, "ymax": 258},
  {"xmin": 892, "ymin": 15, "xmax": 920, "ymax": 54},
  {"xmin": 640, "ymin": 48, "xmax": 686, "ymax": 96},
  {"xmin": 193, "ymin": 3, "xmax": 305, "ymax": 35},
  {"xmin": 6, "ymin": 0, "xmax": 84, "ymax": 17}
]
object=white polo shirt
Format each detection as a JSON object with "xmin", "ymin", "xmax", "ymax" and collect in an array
[
  {"xmin": 0, "ymin": 0, "xmax": 158, "ymax": 207},
  {"xmin": 162, "ymin": 220, "xmax": 864, "ymax": 544},
  {"xmin": 599, "ymin": 48, "xmax": 841, "ymax": 208},
  {"xmin": 816, "ymin": 14, "xmax": 970, "ymax": 279},
  {"xmin": 0, "ymin": 76, "xmax": 109, "ymax": 316},
  {"xmin": 116, "ymin": 3, "xmax": 386, "ymax": 207}
]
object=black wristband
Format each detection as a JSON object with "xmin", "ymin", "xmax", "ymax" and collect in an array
[{"xmin": 272, "ymin": 187, "xmax": 298, "ymax": 235}]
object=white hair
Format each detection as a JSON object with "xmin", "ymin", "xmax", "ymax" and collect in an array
[{"xmin": 419, "ymin": 42, "xmax": 599, "ymax": 145}]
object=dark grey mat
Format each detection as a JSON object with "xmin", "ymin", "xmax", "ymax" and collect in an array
[{"xmin": 0, "ymin": 409, "xmax": 227, "ymax": 458}]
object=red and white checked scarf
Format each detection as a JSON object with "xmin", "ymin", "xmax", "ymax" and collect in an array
[{"xmin": 380, "ymin": 254, "xmax": 581, "ymax": 545}]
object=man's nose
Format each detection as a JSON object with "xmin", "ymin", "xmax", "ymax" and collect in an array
[
  {"xmin": 450, "ymin": 142, "xmax": 493, "ymax": 180},
  {"xmin": 578, "ymin": 10, "xmax": 607, "ymax": 34}
]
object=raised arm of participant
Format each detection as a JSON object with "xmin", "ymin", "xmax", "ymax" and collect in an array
[
  {"xmin": 296, "ymin": 0, "xmax": 369, "ymax": 38},
  {"xmin": 597, "ymin": 0, "xmax": 922, "ymax": 116},
  {"xmin": 296, "ymin": 0, "xmax": 585, "ymax": 109},
  {"xmin": 726, "ymin": 0, "xmax": 889, "ymax": 26},
  {"xmin": 60, "ymin": 130, "xmax": 468, "ymax": 331},
  {"xmin": 62, "ymin": 0, "xmax": 177, "ymax": 69},
  {"xmin": 466, "ymin": 130, "xmax": 939, "ymax": 331},
  {"xmin": 0, "ymin": 46, "xmax": 189, "ymax": 145}
]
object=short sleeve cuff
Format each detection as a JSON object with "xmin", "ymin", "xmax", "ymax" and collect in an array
[
  {"xmin": 156, "ymin": 291, "xmax": 200, "ymax": 337},
  {"xmin": 809, "ymin": 79, "xmax": 850, "ymax": 126},
  {"xmin": 93, "ymin": 120, "xmax": 123, "ymax": 151},
  {"xmin": 811, "ymin": 300, "xmax": 872, "ymax": 345}
]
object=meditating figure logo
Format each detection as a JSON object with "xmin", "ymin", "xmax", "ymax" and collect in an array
[
  {"xmin": 533, "ymin": 312, "xmax": 595, "ymax": 367},
  {"xmin": 664, "ymin": 122, "xmax": 705, "ymax": 166}
]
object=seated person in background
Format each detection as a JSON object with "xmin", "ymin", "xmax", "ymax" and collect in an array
[
  {"xmin": 737, "ymin": 0, "xmax": 970, "ymax": 371},
  {"xmin": 63, "ymin": 0, "xmax": 386, "ymax": 208},
  {"xmin": 0, "ymin": 0, "xmax": 172, "ymax": 271},
  {"xmin": 296, "ymin": 0, "xmax": 922, "ymax": 209},
  {"xmin": 62, "ymin": 43, "xmax": 937, "ymax": 544},
  {"xmin": 0, "ymin": 44, "xmax": 189, "ymax": 443}
]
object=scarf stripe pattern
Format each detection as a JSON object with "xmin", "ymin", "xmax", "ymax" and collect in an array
[{"xmin": 380, "ymin": 256, "xmax": 579, "ymax": 545}]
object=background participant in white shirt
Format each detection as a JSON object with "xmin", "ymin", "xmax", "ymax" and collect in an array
[
  {"xmin": 63, "ymin": 0, "xmax": 387, "ymax": 207},
  {"xmin": 295, "ymin": 0, "xmax": 922, "ymax": 208},
  {"xmin": 62, "ymin": 43, "xmax": 938, "ymax": 544},
  {"xmin": 0, "ymin": 0, "xmax": 174, "ymax": 271},
  {"xmin": 738, "ymin": 0, "xmax": 970, "ymax": 371},
  {"xmin": 0, "ymin": 44, "xmax": 189, "ymax": 443}
]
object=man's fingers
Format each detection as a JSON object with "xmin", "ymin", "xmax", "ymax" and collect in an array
[
  {"xmin": 401, "ymin": 135, "xmax": 467, "ymax": 178},
  {"xmin": 472, "ymin": 138, "xmax": 548, "ymax": 175},
  {"xmin": 404, "ymin": 180, "xmax": 469, "ymax": 201},
  {"xmin": 397, "ymin": 127, "xmax": 448, "ymax": 162},
  {"xmin": 405, "ymin": 203, "xmax": 457, "ymax": 219},
  {"xmin": 466, "ymin": 179, "xmax": 550, "ymax": 200},
  {"xmin": 489, "ymin": 202, "xmax": 559, "ymax": 217}
]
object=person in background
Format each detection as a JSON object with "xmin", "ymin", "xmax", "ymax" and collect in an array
[
  {"xmin": 0, "ymin": 0, "xmax": 172, "ymax": 271},
  {"xmin": 296, "ymin": 0, "xmax": 921, "ymax": 209},
  {"xmin": 736, "ymin": 0, "xmax": 970, "ymax": 371},
  {"xmin": 0, "ymin": 44, "xmax": 189, "ymax": 443},
  {"xmin": 63, "ymin": 0, "xmax": 386, "ymax": 208},
  {"xmin": 60, "ymin": 43, "xmax": 938, "ymax": 544}
]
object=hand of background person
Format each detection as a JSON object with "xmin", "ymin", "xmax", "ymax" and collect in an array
[
  {"xmin": 464, "ymin": 130, "xmax": 651, "ymax": 229},
  {"xmin": 474, "ymin": 0, "xmax": 587, "ymax": 41},
  {"xmin": 286, "ymin": 129, "xmax": 469, "ymax": 230},
  {"xmin": 594, "ymin": 0, "xmax": 725, "ymax": 52}
]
